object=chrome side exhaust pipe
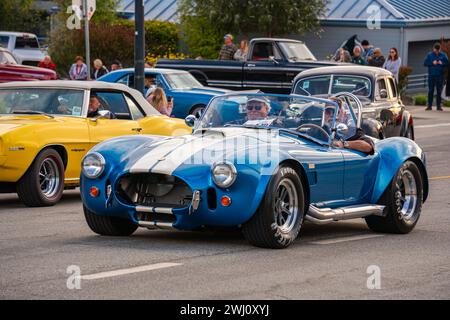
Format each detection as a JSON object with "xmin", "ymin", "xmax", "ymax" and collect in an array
[{"xmin": 305, "ymin": 204, "xmax": 385, "ymax": 225}]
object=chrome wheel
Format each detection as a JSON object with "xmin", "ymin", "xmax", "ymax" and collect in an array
[
  {"xmin": 39, "ymin": 158, "xmax": 60, "ymax": 198},
  {"xmin": 191, "ymin": 106, "xmax": 205, "ymax": 119},
  {"xmin": 274, "ymin": 178, "xmax": 299, "ymax": 233},
  {"xmin": 395, "ymin": 169, "xmax": 418, "ymax": 222}
]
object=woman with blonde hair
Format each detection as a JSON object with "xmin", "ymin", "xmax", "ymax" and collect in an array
[
  {"xmin": 234, "ymin": 40, "xmax": 249, "ymax": 61},
  {"xmin": 92, "ymin": 59, "xmax": 109, "ymax": 80},
  {"xmin": 147, "ymin": 87, "xmax": 173, "ymax": 116}
]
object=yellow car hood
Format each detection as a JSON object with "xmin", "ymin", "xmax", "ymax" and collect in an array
[{"xmin": 0, "ymin": 116, "xmax": 60, "ymax": 134}]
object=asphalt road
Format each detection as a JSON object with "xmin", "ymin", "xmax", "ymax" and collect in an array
[{"xmin": 1, "ymin": 106, "xmax": 449, "ymax": 300}]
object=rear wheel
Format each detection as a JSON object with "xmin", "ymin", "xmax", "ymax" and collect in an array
[
  {"xmin": 83, "ymin": 205, "xmax": 138, "ymax": 236},
  {"xmin": 17, "ymin": 148, "xmax": 65, "ymax": 207},
  {"xmin": 365, "ymin": 160, "xmax": 423, "ymax": 234},
  {"xmin": 242, "ymin": 165, "xmax": 305, "ymax": 249}
]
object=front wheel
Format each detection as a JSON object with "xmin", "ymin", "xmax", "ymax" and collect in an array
[
  {"xmin": 83, "ymin": 205, "xmax": 138, "ymax": 236},
  {"xmin": 242, "ymin": 165, "xmax": 305, "ymax": 249},
  {"xmin": 17, "ymin": 148, "xmax": 65, "ymax": 207},
  {"xmin": 365, "ymin": 160, "xmax": 423, "ymax": 234},
  {"xmin": 190, "ymin": 105, "xmax": 206, "ymax": 119}
]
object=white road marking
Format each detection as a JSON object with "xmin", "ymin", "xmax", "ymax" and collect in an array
[
  {"xmin": 80, "ymin": 262, "xmax": 182, "ymax": 280},
  {"xmin": 309, "ymin": 234, "xmax": 385, "ymax": 245},
  {"xmin": 415, "ymin": 123, "xmax": 450, "ymax": 129}
]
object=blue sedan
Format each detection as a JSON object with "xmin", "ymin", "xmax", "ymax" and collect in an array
[
  {"xmin": 80, "ymin": 93, "xmax": 428, "ymax": 249},
  {"xmin": 98, "ymin": 68, "xmax": 230, "ymax": 118}
]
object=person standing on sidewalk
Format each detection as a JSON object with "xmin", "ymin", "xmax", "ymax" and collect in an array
[
  {"xmin": 383, "ymin": 47, "xmax": 401, "ymax": 82},
  {"xmin": 218, "ymin": 34, "xmax": 237, "ymax": 61},
  {"xmin": 424, "ymin": 43, "xmax": 448, "ymax": 111}
]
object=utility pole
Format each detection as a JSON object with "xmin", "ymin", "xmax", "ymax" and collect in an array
[
  {"xmin": 134, "ymin": 0, "xmax": 145, "ymax": 94},
  {"xmin": 83, "ymin": 0, "xmax": 91, "ymax": 80}
]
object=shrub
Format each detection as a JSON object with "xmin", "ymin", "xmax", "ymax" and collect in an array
[
  {"xmin": 398, "ymin": 65, "xmax": 413, "ymax": 99},
  {"xmin": 414, "ymin": 94, "xmax": 428, "ymax": 106}
]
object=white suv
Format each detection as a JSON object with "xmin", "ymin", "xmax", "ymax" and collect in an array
[{"xmin": 0, "ymin": 32, "xmax": 45, "ymax": 66}]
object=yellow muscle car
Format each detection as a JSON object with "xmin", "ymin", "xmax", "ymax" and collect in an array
[{"xmin": 0, "ymin": 80, "xmax": 191, "ymax": 207}]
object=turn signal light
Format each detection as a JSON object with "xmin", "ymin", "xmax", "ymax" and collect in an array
[
  {"xmin": 89, "ymin": 186, "xmax": 100, "ymax": 198},
  {"xmin": 221, "ymin": 196, "xmax": 232, "ymax": 207}
]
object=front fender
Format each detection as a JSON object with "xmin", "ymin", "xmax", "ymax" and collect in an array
[
  {"xmin": 399, "ymin": 110, "xmax": 412, "ymax": 138},
  {"xmin": 371, "ymin": 137, "xmax": 427, "ymax": 203}
]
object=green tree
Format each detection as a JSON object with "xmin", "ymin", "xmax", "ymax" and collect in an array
[
  {"xmin": 0, "ymin": 0, "xmax": 49, "ymax": 35},
  {"xmin": 179, "ymin": 0, "xmax": 328, "ymax": 58}
]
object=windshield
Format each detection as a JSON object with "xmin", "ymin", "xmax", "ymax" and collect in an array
[
  {"xmin": 0, "ymin": 88, "xmax": 84, "ymax": 116},
  {"xmin": 14, "ymin": 36, "xmax": 40, "ymax": 49},
  {"xmin": 164, "ymin": 72, "xmax": 203, "ymax": 89},
  {"xmin": 278, "ymin": 42, "xmax": 316, "ymax": 61},
  {"xmin": 0, "ymin": 51, "xmax": 17, "ymax": 64},
  {"xmin": 197, "ymin": 94, "xmax": 357, "ymax": 144},
  {"xmin": 295, "ymin": 75, "xmax": 372, "ymax": 98}
]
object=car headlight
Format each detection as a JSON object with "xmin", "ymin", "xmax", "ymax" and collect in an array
[
  {"xmin": 211, "ymin": 161, "xmax": 237, "ymax": 188},
  {"xmin": 82, "ymin": 152, "xmax": 106, "ymax": 179}
]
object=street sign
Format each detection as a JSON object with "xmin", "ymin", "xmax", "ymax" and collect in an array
[{"xmin": 72, "ymin": 0, "xmax": 95, "ymax": 20}]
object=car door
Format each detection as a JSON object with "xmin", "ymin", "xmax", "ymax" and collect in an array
[
  {"xmin": 375, "ymin": 77, "xmax": 400, "ymax": 138},
  {"xmin": 244, "ymin": 41, "xmax": 286, "ymax": 93},
  {"xmin": 386, "ymin": 76, "xmax": 404, "ymax": 136},
  {"xmin": 340, "ymin": 148, "xmax": 379, "ymax": 203},
  {"xmin": 87, "ymin": 90, "xmax": 141, "ymax": 145}
]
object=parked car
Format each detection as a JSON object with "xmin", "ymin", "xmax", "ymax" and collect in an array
[
  {"xmin": 0, "ymin": 32, "xmax": 45, "ymax": 66},
  {"xmin": 98, "ymin": 68, "xmax": 230, "ymax": 118},
  {"xmin": 80, "ymin": 92, "xmax": 428, "ymax": 249},
  {"xmin": 156, "ymin": 38, "xmax": 338, "ymax": 94},
  {"xmin": 292, "ymin": 66, "xmax": 414, "ymax": 139},
  {"xmin": 0, "ymin": 47, "xmax": 56, "ymax": 83},
  {"xmin": 0, "ymin": 81, "xmax": 191, "ymax": 207}
]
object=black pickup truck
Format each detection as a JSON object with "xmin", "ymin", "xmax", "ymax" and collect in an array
[{"xmin": 156, "ymin": 38, "xmax": 338, "ymax": 94}]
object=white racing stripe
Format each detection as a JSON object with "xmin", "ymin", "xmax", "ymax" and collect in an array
[
  {"xmin": 415, "ymin": 123, "xmax": 450, "ymax": 129},
  {"xmin": 129, "ymin": 136, "xmax": 193, "ymax": 173},
  {"xmin": 80, "ymin": 262, "xmax": 182, "ymax": 280},
  {"xmin": 150, "ymin": 135, "xmax": 225, "ymax": 174},
  {"xmin": 309, "ymin": 234, "xmax": 384, "ymax": 245}
]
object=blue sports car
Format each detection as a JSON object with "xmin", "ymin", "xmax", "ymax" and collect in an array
[
  {"xmin": 97, "ymin": 68, "xmax": 230, "ymax": 118},
  {"xmin": 80, "ymin": 93, "xmax": 428, "ymax": 249}
]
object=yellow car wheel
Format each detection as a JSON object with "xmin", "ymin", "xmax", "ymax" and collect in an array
[{"xmin": 17, "ymin": 148, "xmax": 65, "ymax": 207}]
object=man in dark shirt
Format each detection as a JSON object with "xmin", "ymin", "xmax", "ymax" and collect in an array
[
  {"xmin": 87, "ymin": 95, "xmax": 101, "ymax": 118},
  {"xmin": 424, "ymin": 43, "xmax": 449, "ymax": 111},
  {"xmin": 327, "ymin": 98, "xmax": 374, "ymax": 155},
  {"xmin": 333, "ymin": 127, "xmax": 375, "ymax": 155},
  {"xmin": 219, "ymin": 34, "xmax": 237, "ymax": 61}
]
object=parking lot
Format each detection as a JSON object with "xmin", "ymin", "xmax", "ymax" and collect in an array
[{"xmin": 0, "ymin": 106, "xmax": 449, "ymax": 300}]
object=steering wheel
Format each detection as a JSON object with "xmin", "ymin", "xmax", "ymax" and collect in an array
[{"xmin": 295, "ymin": 123, "xmax": 330, "ymax": 142}]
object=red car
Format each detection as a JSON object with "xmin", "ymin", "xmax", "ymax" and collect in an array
[{"xmin": 0, "ymin": 47, "xmax": 57, "ymax": 83}]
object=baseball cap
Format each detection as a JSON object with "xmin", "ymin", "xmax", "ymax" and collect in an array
[{"xmin": 224, "ymin": 34, "xmax": 234, "ymax": 40}]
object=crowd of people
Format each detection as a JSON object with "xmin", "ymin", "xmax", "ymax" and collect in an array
[
  {"xmin": 332, "ymin": 39, "xmax": 402, "ymax": 81},
  {"xmin": 35, "ymin": 36, "xmax": 449, "ymax": 114}
]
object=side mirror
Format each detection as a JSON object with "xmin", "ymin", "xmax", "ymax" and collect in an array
[
  {"xmin": 185, "ymin": 115, "xmax": 196, "ymax": 127},
  {"xmin": 335, "ymin": 123, "xmax": 349, "ymax": 136},
  {"xmin": 379, "ymin": 89, "xmax": 388, "ymax": 99},
  {"xmin": 269, "ymin": 56, "xmax": 279, "ymax": 65},
  {"xmin": 96, "ymin": 110, "xmax": 113, "ymax": 119}
]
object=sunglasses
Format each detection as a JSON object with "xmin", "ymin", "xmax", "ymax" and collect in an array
[{"xmin": 247, "ymin": 104, "xmax": 263, "ymax": 111}]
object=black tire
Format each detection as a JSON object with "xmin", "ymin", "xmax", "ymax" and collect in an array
[
  {"xmin": 242, "ymin": 165, "xmax": 305, "ymax": 249},
  {"xmin": 17, "ymin": 148, "xmax": 65, "ymax": 207},
  {"xmin": 189, "ymin": 105, "xmax": 206, "ymax": 119},
  {"xmin": 83, "ymin": 205, "xmax": 138, "ymax": 236},
  {"xmin": 365, "ymin": 160, "xmax": 423, "ymax": 234}
]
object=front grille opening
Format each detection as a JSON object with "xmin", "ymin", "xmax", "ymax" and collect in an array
[
  {"xmin": 135, "ymin": 212, "xmax": 177, "ymax": 223},
  {"xmin": 207, "ymin": 188, "xmax": 217, "ymax": 210},
  {"xmin": 117, "ymin": 173, "xmax": 192, "ymax": 208}
]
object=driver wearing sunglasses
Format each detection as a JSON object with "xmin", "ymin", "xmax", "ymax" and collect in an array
[{"xmin": 246, "ymin": 97, "xmax": 271, "ymax": 121}]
